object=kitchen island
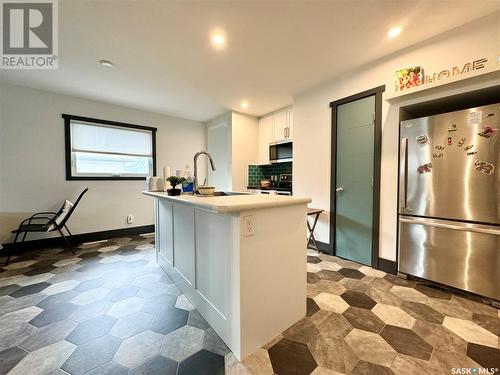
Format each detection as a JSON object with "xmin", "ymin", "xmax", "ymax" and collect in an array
[{"xmin": 143, "ymin": 191, "xmax": 311, "ymax": 360}]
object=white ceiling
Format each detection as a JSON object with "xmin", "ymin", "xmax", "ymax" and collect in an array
[{"xmin": 1, "ymin": 1, "xmax": 499, "ymax": 122}]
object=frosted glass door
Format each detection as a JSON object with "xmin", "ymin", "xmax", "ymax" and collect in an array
[{"xmin": 335, "ymin": 95, "xmax": 374, "ymax": 265}]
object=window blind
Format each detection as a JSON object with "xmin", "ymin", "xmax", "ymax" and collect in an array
[
  {"xmin": 63, "ymin": 114, "xmax": 156, "ymax": 180},
  {"xmin": 70, "ymin": 121, "xmax": 152, "ymax": 157}
]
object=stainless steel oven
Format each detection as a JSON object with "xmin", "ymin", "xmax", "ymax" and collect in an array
[{"xmin": 269, "ymin": 140, "xmax": 292, "ymax": 163}]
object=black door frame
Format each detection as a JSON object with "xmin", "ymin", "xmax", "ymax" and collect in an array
[{"xmin": 329, "ymin": 85, "xmax": 385, "ymax": 269}]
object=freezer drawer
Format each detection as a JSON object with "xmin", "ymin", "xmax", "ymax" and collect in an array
[{"xmin": 398, "ymin": 216, "xmax": 500, "ymax": 301}]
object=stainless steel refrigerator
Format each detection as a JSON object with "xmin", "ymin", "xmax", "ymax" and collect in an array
[{"xmin": 398, "ymin": 103, "xmax": 500, "ymax": 301}]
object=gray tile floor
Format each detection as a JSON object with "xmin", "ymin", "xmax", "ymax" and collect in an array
[
  {"xmin": 0, "ymin": 235, "xmax": 228, "ymax": 375},
  {"xmin": 241, "ymin": 251, "xmax": 500, "ymax": 374}
]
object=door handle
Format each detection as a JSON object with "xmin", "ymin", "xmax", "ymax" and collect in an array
[
  {"xmin": 400, "ymin": 216, "xmax": 500, "ymax": 235},
  {"xmin": 336, "ymin": 187, "xmax": 344, "ymax": 193},
  {"xmin": 399, "ymin": 138, "xmax": 408, "ymax": 211},
  {"xmin": 284, "ymin": 127, "xmax": 286, "ymax": 139}
]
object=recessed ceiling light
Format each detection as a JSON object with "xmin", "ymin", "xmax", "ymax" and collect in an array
[
  {"xmin": 388, "ymin": 26, "xmax": 402, "ymax": 38},
  {"xmin": 211, "ymin": 32, "xmax": 226, "ymax": 48},
  {"xmin": 240, "ymin": 101, "xmax": 249, "ymax": 109},
  {"xmin": 99, "ymin": 59, "xmax": 115, "ymax": 68}
]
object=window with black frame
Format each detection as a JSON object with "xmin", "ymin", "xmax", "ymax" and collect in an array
[{"xmin": 63, "ymin": 114, "xmax": 157, "ymax": 180}]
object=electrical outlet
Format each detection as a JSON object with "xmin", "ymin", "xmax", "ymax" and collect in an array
[
  {"xmin": 243, "ymin": 215, "xmax": 255, "ymax": 237},
  {"xmin": 127, "ymin": 214, "xmax": 134, "ymax": 224}
]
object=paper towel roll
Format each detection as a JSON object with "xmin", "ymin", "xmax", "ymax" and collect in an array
[{"xmin": 163, "ymin": 166, "xmax": 171, "ymax": 178}]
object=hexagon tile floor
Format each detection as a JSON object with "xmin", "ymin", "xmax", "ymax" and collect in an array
[
  {"xmin": 0, "ymin": 235, "xmax": 228, "ymax": 375},
  {"xmin": 0, "ymin": 237, "xmax": 498, "ymax": 375}
]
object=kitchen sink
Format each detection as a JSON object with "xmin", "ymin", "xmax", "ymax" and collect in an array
[{"xmin": 213, "ymin": 191, "xmax": 250, "ymax": 196}]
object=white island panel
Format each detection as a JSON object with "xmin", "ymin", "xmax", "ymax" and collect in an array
[
  {"xmin": 238, "ymin": 204, "xmax": 307, "ymax": 357},
  {"xmin": 173, "ymin": 204, "xmax": 195, "ymax": 286},
  {"xmin": 195, "ymin": 209, "xmax": 231, "ymax": 317},
  {"xmin": 148, "ymin": 191, "xmax": 310, "ymax": 360},
  {"xmin": 156, "ymin": 199, "xmax": 173, "ymax": 268}
]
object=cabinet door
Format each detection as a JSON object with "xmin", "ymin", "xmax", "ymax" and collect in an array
[
  {"xmin": 195, "ymin": 209, "xmax": 230, "ymax": 315},
  {"xmin": 258, "ymin": 115, "xmax": 273, "ymax": 164},
  {"xmin": 173, "ymin": 204, "xmax": 195, "ymax": 286},
  {"xmin": 287, "ymin": 108, "xmax": 293, "ymax": 139},
  {"xmin": 157, "ymin": 199, "xmax": 173, "ymax": 269},
  {"xmin": 273, "ymin": 110, "xmax": 288, "ymax": 142}
]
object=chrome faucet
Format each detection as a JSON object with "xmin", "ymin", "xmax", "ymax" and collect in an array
[{"xmin": 193, "ymin": 151, "xmax": 216, "ymax": 193}]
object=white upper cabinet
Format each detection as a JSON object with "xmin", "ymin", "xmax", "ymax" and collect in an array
[
  {"xmin": 272, "ymin": 106, "xmax": 293, "ymax": 142},
  {"xmin": 257, "ymin": 106, "xmax": 293, "ymax": 164},
  {"xmin": 273, "ymin": 109, "xmax": 288, "ymax": 142},
  {"xmin": 258, "ymin": 115, "xmax": 273, "ymax": 164},
  {"xmin": 287, "ymin": 108, "xmax": 293, "ymax": 139}
]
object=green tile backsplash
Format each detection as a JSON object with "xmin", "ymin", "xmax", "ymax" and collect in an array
[{"xmin": 248, "ymin": 162, "xmax": 292, "ymax": 186}]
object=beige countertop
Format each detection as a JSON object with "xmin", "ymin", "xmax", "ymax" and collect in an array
[{"xmin": 142, "ymin": 191, "xmax": 311, "ymax": 213}]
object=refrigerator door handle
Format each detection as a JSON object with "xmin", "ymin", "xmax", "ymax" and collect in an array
[
  {"xmin": 399, "ymin": 216, "xmax": 500, "ymax": 235},
  {"xmin": 399, "ymin": 138, "xmax": 408, "ymax": 211}
]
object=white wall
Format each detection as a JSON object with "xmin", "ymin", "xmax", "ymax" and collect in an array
[
  {"xmin": 0, "ymin": 83, "xmax": 206, "ymax": 243},
  {"xmin": 207, "ymin": 113, "xmax": 232, "ymax": 191},
  {"xmin": 206, "ymin": 112, "xmax": 259, "ymax": 192},
  {"xmin": 293, "ymin": 12, "xmax": 500, "ymax": 261},
  {"xmin": 231, "ymin": 112, "xmax": 259, "ymax": 191}
]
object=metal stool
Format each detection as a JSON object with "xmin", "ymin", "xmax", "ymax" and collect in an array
[{"xmin": 307, "ymin": 208, "xmax": 323, "ymax": 252}]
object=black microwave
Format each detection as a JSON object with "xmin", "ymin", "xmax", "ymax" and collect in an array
[{"xmin": 269, "ymin": 141, "xmax": 293, "ymax": 163}]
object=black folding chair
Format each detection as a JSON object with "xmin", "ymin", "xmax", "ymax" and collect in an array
[{"xmin": 6, "ymin": 188, "xmax": 89, "ymax": 265}]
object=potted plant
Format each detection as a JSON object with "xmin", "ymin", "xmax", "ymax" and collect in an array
[{"xmin": 166, "ymin": 176, "xmax": 186, "ymax": 196}]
